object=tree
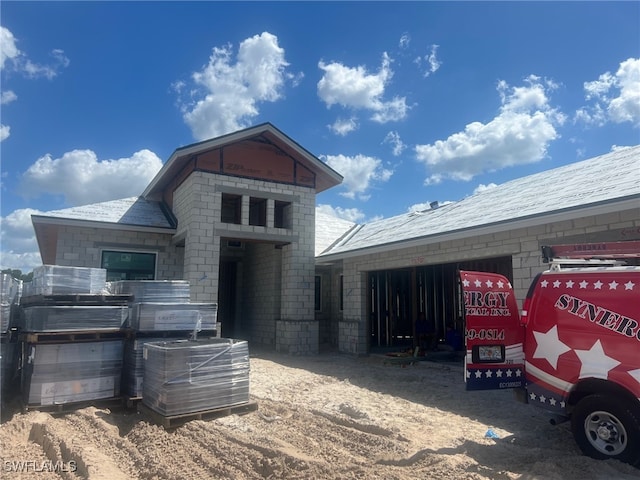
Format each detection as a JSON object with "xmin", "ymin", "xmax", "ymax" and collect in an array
[{"xmin": 1, "ymin": 269, "xmax": 33, "ymax": 282}]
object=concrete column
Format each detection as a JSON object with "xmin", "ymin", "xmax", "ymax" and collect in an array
[
  {"xmin": 241, "ymin": 195, "xmax": 250, "ymax": 225},
  {"xmin": 266, "ymin": 198, "xmax": 275, "ymax": 228}
]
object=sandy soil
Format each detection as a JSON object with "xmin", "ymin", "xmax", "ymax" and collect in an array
[{"xmin": 1, "ymin": 350, "xmax": 639, "ymax": 480}]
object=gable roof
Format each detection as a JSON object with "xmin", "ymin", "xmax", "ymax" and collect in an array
[
  {"xmin": 143, "ymin": 122, "xmax": 343, "ymax": 198},
  {"xmin": 31, "ymin": 197, "xmax": 176, "ymax": 264},
  {"xmin": 318, "ymin": 145, "xmax": 640, "ymax": 261},
  {"xmin": 32, "ymin": 196, "xmax": 176, "ymax": 229}
]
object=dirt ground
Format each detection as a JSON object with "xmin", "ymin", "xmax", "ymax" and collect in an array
[{"xmin": 1, "ymin": 349, "xmax": 639, "ymax": 480}]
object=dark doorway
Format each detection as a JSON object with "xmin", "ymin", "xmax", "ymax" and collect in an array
[
  {"xmin": 367, "ymin": 256, "xmax": 512, "ymax": 349},
  {"xmin": 369, "ymin": 269, "xmax": 413, "ymax": 348},
  {"xmin": 218, "ymin": 260, "xmax": 237, "ymax": 337}
]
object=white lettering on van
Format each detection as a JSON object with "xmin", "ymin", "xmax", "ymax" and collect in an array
[{"xmin": 554, "ymin": 294, "xmax": 640, "ymax": 341}]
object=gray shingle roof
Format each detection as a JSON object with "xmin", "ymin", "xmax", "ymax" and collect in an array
[
  {"xmin": 319, "ymin": 145, "xmax": 640, "ymax": 257},
  {"xmin": 39, "ymin": 196, "xmax": 175, "ymax": 229},
  {"xmin": 315, "ymin": 211, "xmax": 357, "ymax": 256}
]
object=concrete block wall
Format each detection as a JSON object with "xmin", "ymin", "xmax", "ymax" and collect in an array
[
  {"xmin": 277, "ymin": 189, "xmax": 319, "ymax": 354},
  {"xmin": 53, "ymin": 225, "xmax": 182, "ymax": 280},
  {"xmin": 276, "ymin": 319, "xmax": 319, "ymax": 355},
  {"xmin": 173, "ymin": 173, "xmax": 220, "ymax": 303},
  {"xmin": 242, "ymin": 243, "xmax": 281, "ymax": 347},
  {"xmin": 336, "ymin": 208, "xmax": 640, "ymax": 355},
  {"xmin": 172, "ymin": 170, "xmax": 319, "ymax": 353}
]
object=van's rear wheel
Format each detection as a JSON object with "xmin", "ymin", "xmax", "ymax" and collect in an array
[{"xmin": 571, "ymin": 394, "xmax": 640, "ymax": 466}]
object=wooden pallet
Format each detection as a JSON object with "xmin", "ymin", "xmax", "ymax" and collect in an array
[
  {"xmin": 20, "ymin": 294, "xmax": 132, "ymax": 307},
  {"xmin": 20, "ymin": 330, "xmax": 125, "ymax": 344},
  {"xmin": 22, "ymin": 396, "xmax": 125, "ymax": 414},
  {"xmin": 138, "ymin": 401, "xmax": 258, "ymax": 429},
  {"xmin": 123, "ymin": 395, "xmax": 143, "ymax": 409}
]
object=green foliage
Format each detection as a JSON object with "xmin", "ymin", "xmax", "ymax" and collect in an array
[{"xmin": 1, "ymin": 269, "xmax": 33, "ymax": 282}]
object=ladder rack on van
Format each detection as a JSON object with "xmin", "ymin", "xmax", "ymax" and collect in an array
[{"xmin": 541, "ymin": 240, "xmax": 640, "ymax": 263}]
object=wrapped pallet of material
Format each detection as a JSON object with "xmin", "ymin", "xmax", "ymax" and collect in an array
[
  {"xmin": 128, "ymin": 303, "xmax": 217, "ymax": 332},
  {"xmin": 21, "ymin": 305, "xmax": 128, "ymax": 332},
  {"xmin": 110, "ymin": 280, "xmax": 190, "ymax": 303},
  {"xmin": 1, "ymin": 274, "xmax": 22, "ymax": 333},
  {"xmin": 0, "ymin": 304, "xmax": 9, "ymax": 335},
  {"xmin": 143, "ymin": 338, "xmax": 249, "ymax": 416},
  {"xmin": 27, "ymin": 265, "xmax": 107, "ymax": 296},
  {"xmin": 1, "ymin": 341, "xmax": 17, "ymax": 392},
  {"xmin": 23, "ymin": 340, "xmax": 123, "ymax": 406},
  {"xmin": 122, "ymin": 336, "xmax": 166, "ymax": 398}
]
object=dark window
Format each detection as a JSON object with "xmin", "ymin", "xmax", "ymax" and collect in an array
[
  {"xmin": 249, "ymin": 197, "xmax": 267, "ymax": 226},
  {"xmin": 101, "ymin": 251, "xmax": 156, "ymax": 281},
  {"xmin": 315, "ymin": 275, "xmax": 322, "ymax": 312},
  {"xmin": 221, "ymin": 194, "xmax": 242, "ymax": 224},
  {"xmin": 339, "ymin": 274, "xmax": 344, "ymax": 311},
  {"xmin": 274, "ymin": 201, "xmax": 292, "ymax": 229}
]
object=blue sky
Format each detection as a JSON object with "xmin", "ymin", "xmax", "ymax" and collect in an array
[{"xmin": 1, "ymin": 2, "xmax": 639, "ymax": 273}]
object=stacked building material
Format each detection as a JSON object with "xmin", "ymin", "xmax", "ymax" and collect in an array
[
  {"xmin": 22, "ymin": 305, "xmax": 127, "ymax": 331},
  {"xmin": 25, "ymin": 265, "xmax": 107, "ymax": 296},
  {"xmin": 16, "ymin": 266, "xmax": 128, "ymax": 408},
  {"xmin": 22, "ymin": 340, "xmax": 123, "ymax": 406},
  {"xmin": 128, "ymin": 303, "xmax": 217, "ymax": 332},
  {"xmin": 118, "ymin": 280, "xmax": 218, "ymax": 399},
  {"xmin": 122, "ymin": 336, "xmax": 165, "ymax": 397},
  {"xmin": 1, "ymin": 274, "xmax": 21, "ymax": 394},
  {"xmin": 109, "ymin": 280, "xmax": 191, "ymax": 303},
  {"xmin": 1, "ymin": 273, "xmax": 22, "ymax": 333},
  {"xmin": 142, "ymin": 338, "xmax": 249, "ymax": 416}
]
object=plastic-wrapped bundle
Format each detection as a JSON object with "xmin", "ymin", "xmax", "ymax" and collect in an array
[
  {"xmin": 1, "ymin": 273, "xmax": 21, "ymax": 304},
  {"xmin": 109, "ymin": 281, "xmax": 190, "ymax": 303},
  {"xmin": 128, "ymin": 303, "xmax": 217, "ymax": 332},
  {"xmin": 22, "ymin": 305, "xmax": 128, "ymax": 331},
  {"xmin": 1, "ymin": 341, "xmax": 17, "ymax": 391},
  {"xmin": 23, "ymin": 340, "xmax": 123, "ymax": 406},
  {"xmin": 29, "ymin": 265, "xmax": 107, "ymax": 296},
  {"xmin": 0, "ymin": 305, "xmax": 10, "ymax": 334},
  {"xmin": 143, "ymin": 338, "xmax": 249, "ymax": 416},
  {"xmin": 1, "ymin": 274, "xmax": 22, "ymax": 333},
  {"xmin": 122, "ymin": 336, "xmax": 167, "ymax": 397}
]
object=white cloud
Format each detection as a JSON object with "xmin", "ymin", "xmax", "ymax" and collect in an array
[
  {"xmin": 0, "ymin": 208, "xmax": 45, "ymax": 272},
  {"xmin": 407, "ymin": 202, "xmax": 433, "ymax": 213},
  {"xmin": 1, "ymin": 27, "xmax": 69, "ymax": 142},
  {"xmin": 20, "ymin": 149, "xmax": 163, "ymax": 206},
  {"xmin": 317, "ymin": 52, "xmax": 409, "ymax": 126},
  {"xmin": 414, "ymin": 44, "xmax": 441, "ymax": 78},
  {"xmin": 382, "ymin": 131, "xmax": 406, "ymax": 156},
  {"xmin": 0, "ymin": 124, "xmax": 9, "ymax": 142},
  {"xmin": 1, "ymin": 90, "xmax": 17, "ymax": 104},
  {"xmin": 0, "ymin": 26, "xmax": 20, "ymax": 70},
  {"xmin": 408, "ymin": 200, "xmax": 452, "ymax": 213},
  {"xmin": 0, "ymin": 26, "xmax": 69, "ymax": 79},
  {"xmin": 329, "ymin": 117, "xmax": 358, "ymax": 136},
  {"xmin": 473, "ymin": 183, "xmax": 498, "ymax": 194},
  {"xmin": 577, "ymin": 58, "xmax": 640, "ymax": 127},
  {"xmin": 399, "ymin": 34, "xmax": 410, "ymax": 49},
  {"xmin": 415, "ymin": 75, "xmax": 564, "ymax": 184},
  {"xmin": 317, "ymin": 204, "xmax": 366, "ymax": 223},
  {"xmin": 322, "ymin": 153, "xmax": 394, "ymax": 200},
  {"xmin": 178, "ymin": 32, "xmax": 295, "ymax": 141}
]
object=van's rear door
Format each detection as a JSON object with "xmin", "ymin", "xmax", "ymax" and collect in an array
[{"xmin": 459, "ymin": 270, "xmax": 525, "ymax": 391}]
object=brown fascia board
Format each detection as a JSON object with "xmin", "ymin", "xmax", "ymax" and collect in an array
[{"xmin": 142, "ymin": 123, "xmax": 343, "ymax": 198}]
